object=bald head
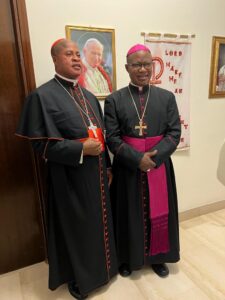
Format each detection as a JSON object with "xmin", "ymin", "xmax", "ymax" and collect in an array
[
  {"xmin": 50, "ymin": 38, "xmax": 82, "ymax": 79},
  {"xmin": 51, "ymin": 39, "xmax": 78, "ymax": 57}
]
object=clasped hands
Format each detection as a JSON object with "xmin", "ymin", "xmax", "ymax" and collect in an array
[
  {"xmin": 83, "ymin": 138, "xmax": 102, "ymax": 156},
  {"xmin": 139, "ymin": 150, "xmax": 157, "ymax": 172}
]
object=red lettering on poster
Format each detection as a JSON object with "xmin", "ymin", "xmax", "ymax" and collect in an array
[{"xmin": 150, "ymin": 57, "xmax": 164, "ymax": 84}]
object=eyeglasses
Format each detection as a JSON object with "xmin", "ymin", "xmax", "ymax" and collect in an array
[{"xmin": 127, "ymin": 62, "xmax": 152, "ymax": 70}]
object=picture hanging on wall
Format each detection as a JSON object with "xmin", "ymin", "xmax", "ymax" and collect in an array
[
  {"xmin": 209, "ymin": 36, "xmax": 225, "ymax": 98},
  {"xmin": 66, "ymin": 25, "xmax": 116, "ymax": 100}
]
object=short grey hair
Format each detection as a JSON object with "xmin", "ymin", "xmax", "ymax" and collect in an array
[{"xmin": 83, "ymin": 38, "xmax": 103, "ymax": 51}]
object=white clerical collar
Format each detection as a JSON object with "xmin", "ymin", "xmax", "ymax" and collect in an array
[
  {"xmin": 55, "ymin": 73, "xmax": 78, "ymax": 86},
  {"xmin": 130, "ymin": 82, "xmax": 142, "ymax": 92}
]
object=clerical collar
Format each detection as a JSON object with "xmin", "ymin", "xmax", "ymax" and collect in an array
[
  {"xmin": 129, "ymin": 82, "xmax": 150, "ymax": 93},
  {"xmin": 55, "ymin": 73, "xmax": 78, "ymax": 86}
]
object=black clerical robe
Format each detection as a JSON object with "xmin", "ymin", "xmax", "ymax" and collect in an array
[
  {"xmin": 16, "ymin": 77, "xmax": 117, "ymax": 295},
  {"xmin": 104, "ymin": 84, "xmax": 181, "ymax": 270}
]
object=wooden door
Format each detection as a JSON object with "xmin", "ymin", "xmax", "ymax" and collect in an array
[{"xmin": 0, "ymin": 0, "xmax": 45, "ymax": 273}]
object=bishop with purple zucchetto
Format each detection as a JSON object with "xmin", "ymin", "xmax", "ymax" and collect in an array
[{"xmin": 104, "ymin": 43, "xmax": 181, "ymax": 278}]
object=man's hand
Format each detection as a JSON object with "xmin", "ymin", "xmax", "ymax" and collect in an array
[
  {"xmin": 139, "ymin": 150, "xmax": 158, "ymax": 172},
  {"xmin": 83, "ymin": 138, "xmax": 102, "ymax": 156}
]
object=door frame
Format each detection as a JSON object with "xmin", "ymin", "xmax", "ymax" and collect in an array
[{"xmin": 10, "ymin": 0, "xmax": 47, "ymax": 259}]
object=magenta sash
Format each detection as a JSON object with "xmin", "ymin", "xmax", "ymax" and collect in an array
[{"xmin": 123, "ymin": 135, "xmax": 170, "ymax": 255}]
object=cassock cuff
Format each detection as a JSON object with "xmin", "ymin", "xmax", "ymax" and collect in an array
[{"xmin": 79, "ymin": 150, "xmax": 83, "ymax": 164}]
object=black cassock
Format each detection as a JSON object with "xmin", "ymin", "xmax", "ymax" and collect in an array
[
  {"xmin": 104, "ymin": 84, "xmax": 181, "ymax": 270},
  {"xmin": 16, "ymin": 76, "xmax": 117, "ymax": 295}
]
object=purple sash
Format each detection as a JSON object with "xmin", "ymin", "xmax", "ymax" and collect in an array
[{"xmin": 123, "ymin": 135, "xmax": 170, "ymax": 255}]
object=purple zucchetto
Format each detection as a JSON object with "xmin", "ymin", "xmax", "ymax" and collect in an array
[{"xmin": 126, "ymin": 44, "xmax": 151, "ymax": 57}]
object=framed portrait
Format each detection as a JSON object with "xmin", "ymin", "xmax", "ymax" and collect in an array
[
  {"xmin": 66, "ymin": 25, "xmax": 116, "ymax": 100},
  {"xmin": 209, "ymin": 36, "xmax": 225, "ymax": 98}
]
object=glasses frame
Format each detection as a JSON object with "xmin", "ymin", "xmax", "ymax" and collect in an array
[{"xmin": 127, "ymin": 62, "xmax": 152, "ymax": 70}]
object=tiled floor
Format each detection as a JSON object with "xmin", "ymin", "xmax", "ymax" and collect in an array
[{"xmin": 1, "ymin": 209, "xmax": 225, "ymax": 299}]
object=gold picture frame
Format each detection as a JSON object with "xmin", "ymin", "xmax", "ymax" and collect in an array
[
  {"xmin": 209, "ymin": 36, "xmax": 225, "ymax": 98},
  {"xmin": 66, "ymin": 25, "xmax": 116, "ymax": 100}
]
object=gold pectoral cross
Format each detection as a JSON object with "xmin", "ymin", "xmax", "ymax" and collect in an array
[{"xmin": 135, "ymin": 120, "xmax": 147, "ymax": 136}]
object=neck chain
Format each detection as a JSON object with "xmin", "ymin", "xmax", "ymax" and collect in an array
[
  {"xmin": 128, "ymin": 85, "xmax": 150, "ymax": 136},
  {"xmin": 54, "ymin": 77, "xmax": 96, "ymax": 130}
]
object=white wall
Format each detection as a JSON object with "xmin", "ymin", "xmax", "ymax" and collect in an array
[{"xmin": 25, "ymin": 0, "xmax": 225, "ymax": 212}]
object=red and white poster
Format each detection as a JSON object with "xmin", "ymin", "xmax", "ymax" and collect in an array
[{"xmin": 145, "ymin": 35, "xmax": 191, "ymax": 149}]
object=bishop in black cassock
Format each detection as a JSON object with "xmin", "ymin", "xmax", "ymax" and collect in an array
[
  {"xmin": 104, "ymin": 44, "xmax": 181, "ymax": 278},
  {"xmin": 16, "ymin": 39, "xmax": 117, "ymax": 299}
]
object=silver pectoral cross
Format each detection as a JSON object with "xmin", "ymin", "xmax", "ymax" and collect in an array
[
  {"xmin": 135, "ymin": 120, "xmax": 147, "ymax": 136},
  {"xmin": 88, "ymin": 122, "xmax": 98, "ymax": 138}
]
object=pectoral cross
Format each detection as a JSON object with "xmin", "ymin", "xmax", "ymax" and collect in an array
[
  {"xmin": 88, "ymin": 122, "xmax": 98, "ymax": 138},
  {"xmin": 135, "ymin": 120, "xmax": 147, "ymax": 136}
]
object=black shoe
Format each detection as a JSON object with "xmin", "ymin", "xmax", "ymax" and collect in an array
[
  {"xmin": 151, "ymin": 263, "xmax": 169, "ymax": 278},
  {"xmin": 119, "ymin": 263, "xmax": 132, "ymax": 277},
  {"xmin": 68, "ymin": 281, "xmax": 88, "ymax": 299}
]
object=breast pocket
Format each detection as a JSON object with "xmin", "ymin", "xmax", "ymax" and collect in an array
[{"xmin": 50, "ymin": 110, "xmax": 87, "ymax": 138}]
